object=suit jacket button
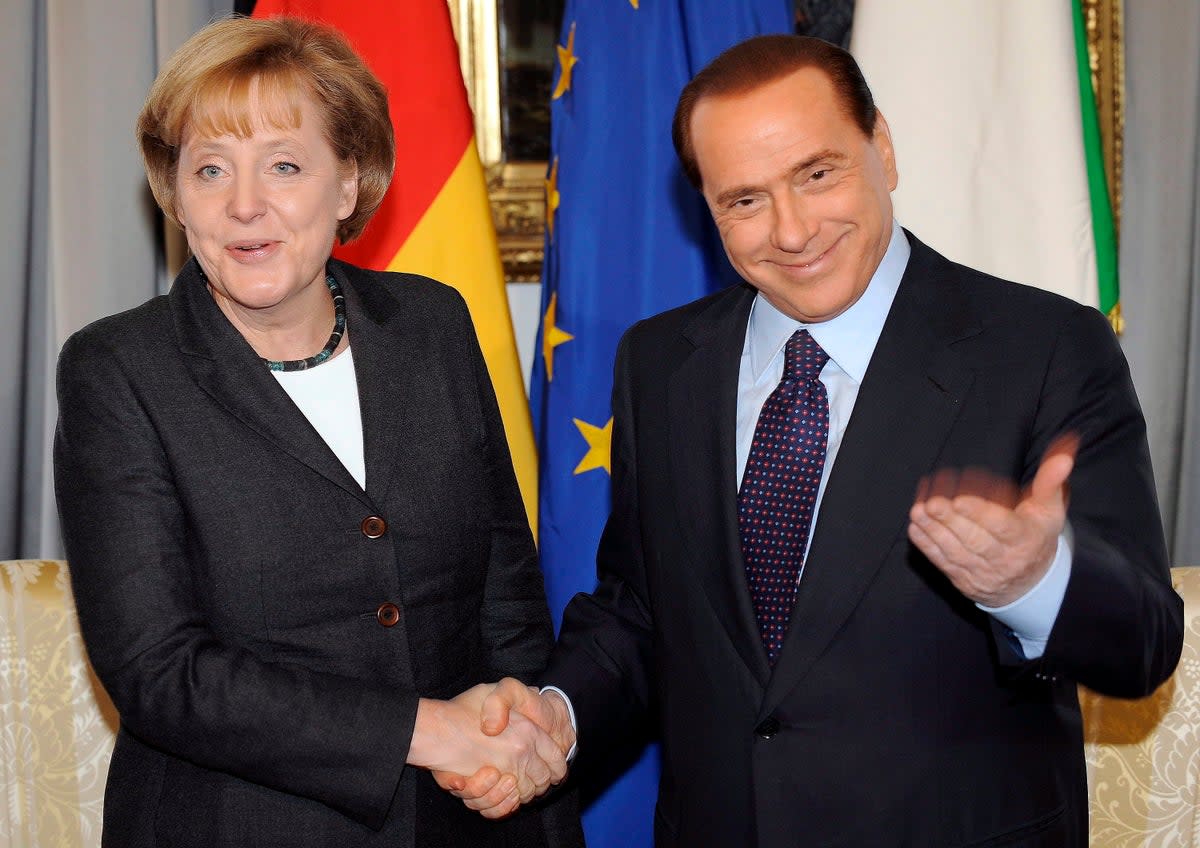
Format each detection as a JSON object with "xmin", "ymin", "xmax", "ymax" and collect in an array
[
  {"xmin": 376, "ymin": 602, "xmax": 400, "ymax": 627},
  {"xmin": 755, "ymin": 717, "xmax": 781, "ymax": 739},
  {"xmin": 361, "ymin": 515, "xmax": 387, "ymax": 538}
]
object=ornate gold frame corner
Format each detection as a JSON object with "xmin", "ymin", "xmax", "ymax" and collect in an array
[
  {"xmin": 1082, "ymin": 0, "xmax": 1125, "ymax": 333},
  {"xmin": 448, "ymin": 0, "xmax": 547, "ymax": 283},
  {"xmin": 1083, "ymin": 0, "xmax": 1124, "ymax": 242}
]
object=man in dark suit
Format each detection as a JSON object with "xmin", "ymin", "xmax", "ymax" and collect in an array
[{"xmin": 465, "ymin": 34, "xmax": 1184, "ymax": 846}]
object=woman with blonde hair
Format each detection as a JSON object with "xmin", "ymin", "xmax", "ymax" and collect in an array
[{"xmin": 54, "ymin": 15, "xmax": 581, "ymax": 847}]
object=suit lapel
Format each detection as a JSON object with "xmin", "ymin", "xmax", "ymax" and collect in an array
[
  {"xmin": 667, "ymin": 285, "xmax": 771, "ymax": 686},
  {"xmin": 333, "ymin": 261, "xmax": 468, "ymax": 519},
  {"xmin": 330, "ymin": 263, "xmax": 407, "ymax": 504},
  {"xmin": 170, "ymin": 259, "xmax": 369, "ymax": 505},
  {"xmin": 762, "ymin": 238, "xmax": 982, "ymax": 715}
]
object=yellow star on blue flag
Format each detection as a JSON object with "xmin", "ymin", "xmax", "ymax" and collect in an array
[
  {"xmin": 572, "ymin": 417, "xmax": 612, "ymax": 475},
  {"xmin": 542, "ymin": 292, "xmax": 574, "ymax": 381},
  {"xmin": 551, "ymin": 22, "xmax": 579, "ymax": 100},
  {"xmin": 545, "ymin": 157, "xmax": 561, "ymax": 241}
]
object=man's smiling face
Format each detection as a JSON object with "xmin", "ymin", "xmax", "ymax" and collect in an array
[{"xmin": 692, "ymin": 67, "xmax": 898, "ymax": 323}]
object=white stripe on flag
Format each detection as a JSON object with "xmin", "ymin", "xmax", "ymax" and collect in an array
[{"xmin": 850, "ymin": 2, "xmax": 1098, "ymax": 307}]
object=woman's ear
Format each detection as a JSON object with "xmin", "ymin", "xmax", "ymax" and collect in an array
[{"xmin": 337, "ymin": 159, "xmax": 359, "ymax": 221}]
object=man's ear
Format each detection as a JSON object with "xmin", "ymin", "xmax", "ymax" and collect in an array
[{"xmin": 873, "ymin": 110, "xmax": 899, "ymax": 192}]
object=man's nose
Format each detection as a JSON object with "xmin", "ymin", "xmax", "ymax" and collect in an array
[{"xmin": 771, "ymin": 192, "xmax": 818, "ymax": 254}]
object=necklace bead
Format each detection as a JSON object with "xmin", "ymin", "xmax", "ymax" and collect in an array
[{"xmin": 261, "ymin": 274, "xmax": 346, "ymax": 372}]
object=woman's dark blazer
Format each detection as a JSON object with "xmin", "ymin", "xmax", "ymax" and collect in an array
[{"xmin": 54, "ymin": 258, "xmax": 583, "ymax": 848}]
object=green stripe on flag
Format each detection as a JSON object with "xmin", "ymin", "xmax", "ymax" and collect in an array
[{"xmin": 1073, "ymin": 0, "xmax": 1121, "ymax": 326}]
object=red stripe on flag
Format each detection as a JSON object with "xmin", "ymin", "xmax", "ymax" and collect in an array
[{"xmin": 250, "ymin": 0, "xmax": 474, "ymax": 269}]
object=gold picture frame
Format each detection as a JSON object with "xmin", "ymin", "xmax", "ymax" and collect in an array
[
  {"xmin": 448, "ymin": 0, "xmax": 548, "ymax": 283},
  {"xmin": 1082, "ymin": 0, "xmax": 1124, "ymax": 242},
  {"xmin": 448, "ymin": 1, "xmax": 1125, "ymax": 285}
]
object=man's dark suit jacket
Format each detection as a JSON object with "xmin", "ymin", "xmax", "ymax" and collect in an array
[
  {"xmin": 545, "ymin": 233, "xmax": 1184, "ymax": 848},
  {"xmin": 54, "ymin": 259, "xmax": 583, "ymax": 848}
]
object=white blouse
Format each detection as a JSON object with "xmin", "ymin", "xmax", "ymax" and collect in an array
[{"xmin": 270, "ymin": 347, "xmax": 366, "ymax": 489}]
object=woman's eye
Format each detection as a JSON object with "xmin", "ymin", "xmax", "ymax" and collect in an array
[
  {"xmin": 273, "ymin": 162, "xmax": 299, "ymax": 174},
  {"xmin": 199, "ymin": 165, "xmax": 222, "ymax": 179},
  {"xmin": 811, "ymin": 169, "xmax": 828, "ymax": 181}
]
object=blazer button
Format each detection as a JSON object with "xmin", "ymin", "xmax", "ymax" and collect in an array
[
  {"xmin": 755, "ymin": 717, "xmax": 781, "ymax": 739},
  {"xmin": 361, "ymin": 515, "xmax": 387, "ymax": 539},
  {"xmin": 376, "ymin": 602, "xmax": 400, "ymax": 627}
]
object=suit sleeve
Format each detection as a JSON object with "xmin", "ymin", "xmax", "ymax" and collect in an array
[
  {"xmin": 453, "ymin": 297, "xmax": 557, "ymax": 682},
  {"xmin": 543, "ymin": 327, "xmax": 658, "ymax": 749},
  {"xmin": 54, "ymin": 330, "xmax": 415, "ymax": 830},
  {"xmin": 1029, "ymin": 305, "xmax": 1183, "ymax": 696}
]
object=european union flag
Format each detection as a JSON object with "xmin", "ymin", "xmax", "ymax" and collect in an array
[{"xmin": 530, "ymin": 2, "xmax": 792, "ymax": 845}]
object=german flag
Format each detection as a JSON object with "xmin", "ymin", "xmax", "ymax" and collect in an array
[{"xmin": 238, "ymin": 0, "xmax": 538, "ymax": 531}]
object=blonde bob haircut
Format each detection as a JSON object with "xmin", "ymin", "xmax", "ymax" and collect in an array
[{"xmin": 137, "ymin": 15, "xmax": 394, "ymax": 244}]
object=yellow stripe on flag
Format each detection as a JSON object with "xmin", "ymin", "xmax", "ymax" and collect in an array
[{"xmin": 389, "ymin": 139, "xmax": 538, "ymax": 534}]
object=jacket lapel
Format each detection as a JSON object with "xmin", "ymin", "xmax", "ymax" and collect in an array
[
  {"xmin": 333, "ymin": 261, "xmax": 467, "ymax": 518},
  {"xmin": 170, "ymin": 259, "xmax": 369, "ymax": 505},
  {"xmin": 329, "ymin": 262, "xmax": 407, "ymax": 504},
  {"xmin": 761, "ymin": 237, "xmax": 982, "ymax": 714},
  {"xmin": 667, "ymin": 284, "xmax": 771, "ymax": 686}
]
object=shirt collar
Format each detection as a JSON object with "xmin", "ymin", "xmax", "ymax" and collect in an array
[{"xmin": 748, "ymin": 220, "xmax": 910, "ymax": 384}]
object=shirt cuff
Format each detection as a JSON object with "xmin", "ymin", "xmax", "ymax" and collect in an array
[
  {"xmin": 539, "ymin": 685, "xmax": 578, "ymax": 762},
  {"xmin": 976, "ymin": 526, "xmax": 1074, "ymax": 659}
]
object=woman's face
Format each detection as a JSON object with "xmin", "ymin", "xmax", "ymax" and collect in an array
[{"xmin": 174, "ymin": 88, "xmax": 358, "ymax": 317}]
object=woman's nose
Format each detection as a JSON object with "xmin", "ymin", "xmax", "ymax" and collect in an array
[{"xmin": 227, "ymin": 172, "xmax": 267, "ymax": 223}]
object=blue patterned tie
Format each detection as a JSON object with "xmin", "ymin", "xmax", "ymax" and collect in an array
[{"xmin": 738, "ymin": 329, "xmax": 830, "ymax": 665}]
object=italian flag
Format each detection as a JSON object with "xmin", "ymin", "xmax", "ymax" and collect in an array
[
  {"xmin": 850, "ymin": 0, "xmax": 1119, "ymax": 324},
  {"xmin": 247, "ymin": 0, "xmax": 539, "ymax": 530}
]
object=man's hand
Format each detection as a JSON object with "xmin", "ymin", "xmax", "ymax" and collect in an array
[
  {"xmin": 410, "ymin": 684, "xmax": 567, "ymax": 819},
  {"xmin": 437, "ymin": 679, "xmax": 576, "ymax": 817},
  {"xmin": 481, "ymin": 679, "xmax": 575, "ymax": 754},
  {"xmin": 908, "ymin": 434, "xmax": 1077, "ymax": 607}
]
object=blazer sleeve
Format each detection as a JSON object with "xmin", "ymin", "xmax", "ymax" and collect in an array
[
  {"xmin": 1026, "ymin": 304, "xmax": 1183, "ymax": 696},
  {"xmin": 455, "ymin": 297, "xmax": 557, "ymax": 681},
  {"xmin": 542, "ymin": 327, "xmax": 658, "ymax": 748},
  {"xmin": 54, "ymin": 329, "xmax": 415, "ymax": 830}
]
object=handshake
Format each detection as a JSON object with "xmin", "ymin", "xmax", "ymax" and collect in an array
[{"xmin": 407, "ymin": 678, "xmax": 575, "ymax": 819}]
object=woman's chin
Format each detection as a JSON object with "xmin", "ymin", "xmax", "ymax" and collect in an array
[{"xmin": 207, "ymin": 275, "xmax": 300, "ymax": 313}]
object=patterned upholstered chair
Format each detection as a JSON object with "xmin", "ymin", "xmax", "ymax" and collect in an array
[
  {"xmin": 1083, "ymin": 567, "xmax": 1200, "ymax": 847},
  {"xmin": 2, "ymin": 560, "xmax": 1196, "ymax": 846},
  {"xmin": 0, "ymin": 560, "xmax": 116, "ymax": 846}
]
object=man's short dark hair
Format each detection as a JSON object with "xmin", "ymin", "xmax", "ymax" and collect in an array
[{"xmin": 672, "ymin": 34, "xmax": 877, "ymax": 189}]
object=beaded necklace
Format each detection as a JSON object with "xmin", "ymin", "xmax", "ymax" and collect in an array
[{"xmin": 261, "ymin": 274, "xmax": 346, "ymax": 372}]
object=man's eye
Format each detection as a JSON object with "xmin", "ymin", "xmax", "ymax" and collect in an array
[{"xmin": 811, "ymin": 169, "xmax": 828, "ymax": 181}]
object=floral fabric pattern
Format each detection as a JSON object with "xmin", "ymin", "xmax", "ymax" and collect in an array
[
  {"xmin": 1083, "ymin": 567, "xmax": 1200, "ymax": 847},
  {"xmin": 1, "ymin": 560, "xmax": 117, "ymax": 847}
]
